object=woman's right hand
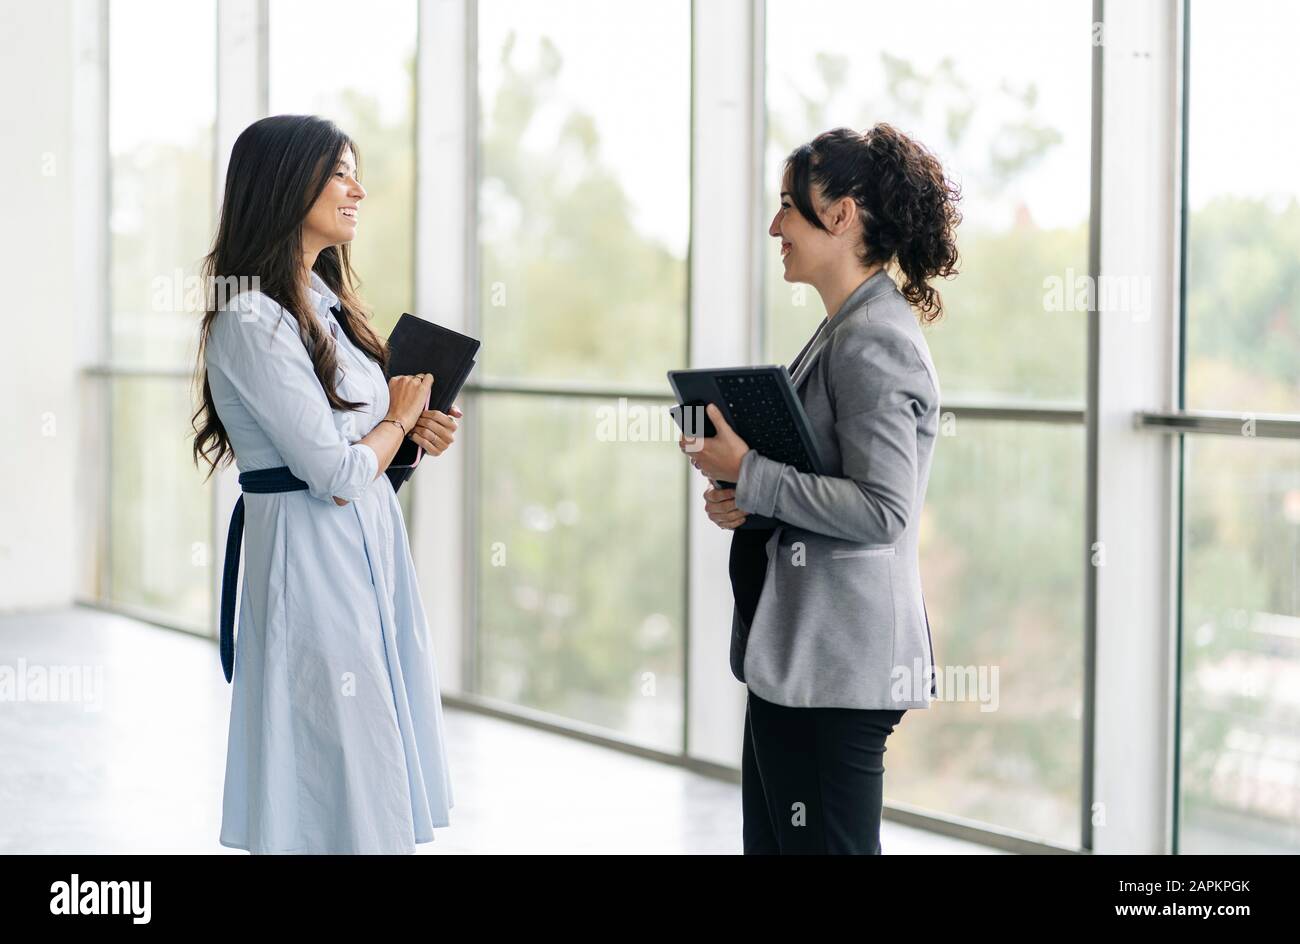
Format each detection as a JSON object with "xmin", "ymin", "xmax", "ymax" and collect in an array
[{"xmin": 386, "ymin": 373, "xmax": 435, "ymax": 433}]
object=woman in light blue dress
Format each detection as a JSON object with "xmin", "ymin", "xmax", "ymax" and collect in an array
[{"xmin": 191, "ymin": 115, "xmax": 458, "ymax": 854}]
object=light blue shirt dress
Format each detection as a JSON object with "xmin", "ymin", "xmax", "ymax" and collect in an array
[{"xmin": 205, "ymin": 270, "xmax": 453, "ymax": 854}]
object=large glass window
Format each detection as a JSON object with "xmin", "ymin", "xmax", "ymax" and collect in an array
[
  {"xmin": 1179, "ymin": 436, "xmax": 1300, "ymax": 853},
  {"xmin": 473, "ymin": 0, "xmax": 691, "ymax": 750},
  {"xmin": 765, "ymin": 0, "xmax": 1092, "ymax": 405},
  {"xmin": 764, "ymin": 0, "xmax": 1093, "ymax": 846},
  {"xmin": 1184, "ymin": 1, "xmax": 1300, "ymax": 415},
  {"xmin": 109, "ymin": 0, "xmax": 217, "ymax": 370},
  {"xmin": 477, "ymin": 1, "xmax": 689, "ymax": 388},
  {"xmin": 1177, "ymin": 1, "xmax": 1300, "ymax": 853},
  {"xmin": 106, "ymin": 0, "xmax": 216, "ymax": 630},
  {"xmin": 476, "ymin": 394, "xmax": 687, "ymax": 746},
  {"xmin": 886, "ymin": 419, "xmax": 1085, "ymax": 843},
  {"xmin": 108, "ymin": 377, "xmax": 213, "ymax": 631}
]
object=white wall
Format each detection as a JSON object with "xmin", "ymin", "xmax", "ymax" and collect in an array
[{"xmin": 0, "ymin": 0, "xmax": 89, "ymax": 612}]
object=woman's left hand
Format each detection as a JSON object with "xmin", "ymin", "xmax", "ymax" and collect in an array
[
  {"xmin": 702, "ymin": 480, "xmax": 748, "ymax": 530},
  {"xmin": 678, "ymin": 403, "xmax": 751, "ymax": 483},
  {"xmin": 411, "ymin": 403, "xmax": 463, "ymax": 457}
]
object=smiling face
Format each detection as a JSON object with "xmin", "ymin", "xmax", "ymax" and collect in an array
[
  {"xmin": 302, "ymin": 146, "xmax": 365, "ymax": 252},
  {"xmin": 768, "ymin": 165, "xmax": 857, "ymax": 285}
]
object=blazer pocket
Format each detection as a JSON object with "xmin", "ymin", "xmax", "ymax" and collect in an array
[{"xmin": 829, "ymin": 546, "xmax": 897, "ymax": 560}]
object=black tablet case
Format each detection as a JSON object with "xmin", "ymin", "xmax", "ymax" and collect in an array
[
  {"xmin": 668, "ymin": 366, "xmax": 825, "ymax": 530},
  {"xmin": 382, "ymin": 313, "xmax": 480, "ymax": 493}
]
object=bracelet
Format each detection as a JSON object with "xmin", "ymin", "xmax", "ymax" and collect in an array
[{"xmin": 380, "ymin": 417, "xmax": 407, "ymax": 437}]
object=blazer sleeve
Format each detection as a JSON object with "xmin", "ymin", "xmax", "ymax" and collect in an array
[
  {"xmin": 206, "ymin": 292, "xmax": 379, "ymax": 504},
  {"xmin": 734, "ymin": 320, "xmax": 934, "ymax": 544}
]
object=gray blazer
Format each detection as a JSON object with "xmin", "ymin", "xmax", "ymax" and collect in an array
[{"xmin": 731, "ymin": 268, "xmax": 939, "ymax": 709}]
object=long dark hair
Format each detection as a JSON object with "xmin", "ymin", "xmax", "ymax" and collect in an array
[
  {"xmin": 785, "ymin": 123, "xmax": 961, "ymax": 322},
  {"xmin": 191, "ymin": 114, "xmax": 389, "ymax": 479}
]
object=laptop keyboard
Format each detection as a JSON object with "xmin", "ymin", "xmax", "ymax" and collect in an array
[{"xmin": 714, "ymin": 372, "xmax": 817, "ymax": 473}]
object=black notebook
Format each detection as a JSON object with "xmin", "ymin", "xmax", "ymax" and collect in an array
[{"xmin": 383, "ymin": 313, "xmax": 480, "ymax": 489}]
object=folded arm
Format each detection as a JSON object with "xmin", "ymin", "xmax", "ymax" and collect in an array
[
  {"xmin": 206, "ymin": 293, "xmax": 382, "ymax": 504},
  {"xmin": 734, "ymin": 321, "xmax": 934, "ymax": 544}
]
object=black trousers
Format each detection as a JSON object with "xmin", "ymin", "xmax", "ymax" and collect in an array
[{"xmin": 742, "ymin": 688, "xmax": 906, "ymax": 854}]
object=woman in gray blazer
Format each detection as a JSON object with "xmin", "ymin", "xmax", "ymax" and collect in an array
[{"xmin": 680, "ymin": 124, "xmax": 961, "ymax": 854}]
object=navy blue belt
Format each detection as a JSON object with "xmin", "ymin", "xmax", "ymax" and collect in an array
[{"xmin": 220, "ymin": 466, "xmax": 308, "ymax": 682}]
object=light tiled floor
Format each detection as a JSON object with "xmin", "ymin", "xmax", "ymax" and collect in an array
[{"xmin": 0, "ymin": 607, "xmax": 999, "ymax": 854}]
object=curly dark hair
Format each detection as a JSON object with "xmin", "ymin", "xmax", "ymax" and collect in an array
[{"xmin": 784, "ymin": 123, "xmax": 961, "ymax": 322}]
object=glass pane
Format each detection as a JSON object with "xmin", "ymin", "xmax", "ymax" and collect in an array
[
  {"xmin": 475, "ymin": 393, "xmax": 686, "ymax": 750},
  {"xmin": 109, "ymin": 0, "xmax": 216, "ymax": 369},
  {"xmin": 270, "ymin": 0, "xmax": 417, "ymax": 341},
  {"xmin": 477, "ymin": 0, "xmax": 690, "ymax": 387},
  {"xmin": 1179, "ymin": 435, "xmax": 1300, "ymax": 853},
  {"xmin": 764, "ymin": 0, "xmax": 1091, "ymax": 405},
  {"xmin": 108, "ymin": 377, "xmax": 213, "ymax": 633},
  {"xmin": 887, "ymin": 419, "xmax": 1085, "ymax": 846},
  {"xmin": 1186, "ymin": 2, "xmax": 1300, "ymax": 413}
]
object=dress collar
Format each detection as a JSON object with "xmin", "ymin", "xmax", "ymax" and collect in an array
[{"xmin": 307, "ymin": 269, "xmax": 340, "ymax": 319}]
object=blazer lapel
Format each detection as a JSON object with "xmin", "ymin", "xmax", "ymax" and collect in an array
[
  {"xmin": 792, "ymin": 269, "xmax": 898, "ymax": 393},
  {"xmin": 788, "ymin": 322, "xmax": 820, "ymax": 370},
  {"xmin": 792, "ymin": 329, "xmax": 832, "ymax": 393}
]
